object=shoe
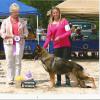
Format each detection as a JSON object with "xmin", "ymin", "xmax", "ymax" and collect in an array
[
  {"xmin": 6, "ymin": 81, "xmax": 15, "ymax": 87},
  {"xmin": 55, "ymin": 82, "xmax": 61, "ymax": 87},
  {"xmin": 8, "ymin": 81, "xmax": 15, "ymax": 85},
  {"xmin": 65, "ymin": 81, "xmax": 71, "ymax": 87},
  {"xmin": 65, "ymin": 84, "xmax": 71, "ymax": 87}
]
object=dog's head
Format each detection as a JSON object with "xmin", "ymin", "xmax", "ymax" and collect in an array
[{"xmin": 32, "ymin": 45, "xmax": 42, "ymax": 60}]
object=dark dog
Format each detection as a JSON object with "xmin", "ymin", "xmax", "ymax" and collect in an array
[{"xmin": 33, "ymin": 45, "xmax": 96, "ymax": 88}]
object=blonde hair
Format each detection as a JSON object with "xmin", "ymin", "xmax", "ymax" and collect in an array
[
  {"xmin": 9, "ymin": 3, "xmax": 20, "ymax": 12},
  {"xmin": 49, "ymin": 7, "xmax": 61, "ymax": 23}
]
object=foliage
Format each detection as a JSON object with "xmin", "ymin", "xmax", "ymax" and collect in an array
[
  {"xmin": 19, "ymin": 0, "xmax": 64, "ymax": 32},
  {"xmin": 19, "ymin": 0, "xmax": 99, "ymax": 32}
]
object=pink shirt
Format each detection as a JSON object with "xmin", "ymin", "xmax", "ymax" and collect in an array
[
  {"xmin": 10, "ymin": 17, "xmax": 19, "ymax": 45},
  {"xmin": 10, "ymin": 17, "xmax": 19, "ymax": 36},
  {"xmin": 43, "ymin": 18, "xmax": 71, "ymax": 49}
]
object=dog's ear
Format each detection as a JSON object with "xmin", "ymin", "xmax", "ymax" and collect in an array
[{"xmin": 36, "ymin": 45, "xmax": 41, "ymax": 50}]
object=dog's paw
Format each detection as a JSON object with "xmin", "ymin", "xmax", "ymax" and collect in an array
[
  {"xmin": 49, "ymin": 85, "xmax": 55, "ymax": 89},
  {"xmin": 81, "ymin": 85, "xmax": 91, "ymax": 88},
  {"xmin": 86, "ymin": 85, "xmax": 96, "ymax": 88},
  {"xmin": 49, "ymin": 85, "xmax": 53, "ymax": 88},
  {"xmin": 86, "ymin": 86, "xmax": 92, "ymax": 88},
  {"xmin": 49, "ymin": 82, "xmax": 55, "ymax": 88}
]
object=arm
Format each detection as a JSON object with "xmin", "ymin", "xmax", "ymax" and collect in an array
[
  {"xmin": 0, "ymin": 20, "xmax": 7, "ymax": 39},
  {"xmin": 0, "ymin": 19, "xmax": 13, "ymax": 39},
  {"xmin": 43, "ymin": 24, "xmax": 52, "ymax": 48}
]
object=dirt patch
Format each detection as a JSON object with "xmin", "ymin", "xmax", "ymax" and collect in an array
[{"xmin": 0, "ymin": 59, "xmax": 99, "ymax": 95}]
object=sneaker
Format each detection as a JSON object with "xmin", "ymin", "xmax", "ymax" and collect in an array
[{"xmin": 8, "ymin": 81, "xmax": 15, "ymax": 85}]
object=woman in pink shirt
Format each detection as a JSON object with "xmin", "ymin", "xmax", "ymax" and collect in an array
[{"xmin": 43, "ymin": 7, "xmax": 71, "ymax": 87}]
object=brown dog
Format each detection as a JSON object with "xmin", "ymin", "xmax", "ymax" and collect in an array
[{"xmin": 33, "ymin": 45, "xmax": 96, "ymax": 88}]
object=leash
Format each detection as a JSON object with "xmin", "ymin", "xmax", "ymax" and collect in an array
[
  {"xmin": 40, "ymin": 59, "xmax": 49, "ymax": 72},
  {"xmin": 40, "ymin": 56, "xmax": 55, "ymax": 72}
]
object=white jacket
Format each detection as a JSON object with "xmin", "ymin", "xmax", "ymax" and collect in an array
[{"xmin": 0, "ymin": 16, "xmax": 29, "ymax": 44}]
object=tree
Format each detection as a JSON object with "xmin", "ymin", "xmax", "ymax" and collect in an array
[{"xmin": 20, "ymin": 0, "xmax": 64, "ymax": 30}]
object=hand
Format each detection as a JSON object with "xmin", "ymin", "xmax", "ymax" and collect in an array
[
  {"xmin": 5, "ymin": 35, "xmax": 14, "ymax": 39},
  {"xmin": 21, "ymin": 34, "xmax": 28, "ymax": 39},
  {"xmin": 54, "ymin": 36, "xmax": 60, "ymax": 41}
]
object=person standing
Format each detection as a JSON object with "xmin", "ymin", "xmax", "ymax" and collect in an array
[
  {"xmin": 0, "ymin": 3, "xmax": 28, "ymax": 85},
  {"xmin": 43, "ymin": 7, "xmax": 71, "ymax": 87}
]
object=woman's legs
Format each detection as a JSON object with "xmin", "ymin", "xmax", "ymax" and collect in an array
[
  {"xmin": 4, "ymin": 44, "xmax": 15, "ymax": 83},
  {"xmin": 63, "ymin": 47, "xmax": 71, "ymax": 86},
  {"xmin": 54, "ymin": 48, "xmax": 63, "ymax": 86},
  {"xmin": 54, "ymin": 47, "xmax": 71, "ymax": 86},
  {"xmin": 15, "ymin": 42, "xmax": 25, "ymax": 77},
  {"xmin": 4, "ymin": 42, "xmax": 25, "ymax": 85}
]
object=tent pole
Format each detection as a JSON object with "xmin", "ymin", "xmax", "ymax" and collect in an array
[
  {"xmin": 37, "ymin": 15, "xmax": 38, "ymax": 29},
  {"xmin": 36, "ymin": 15, "xmax": 39, "ymax": 44}
]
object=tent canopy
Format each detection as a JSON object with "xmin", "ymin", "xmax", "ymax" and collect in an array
[
  {"xmin": 0, "ymin": 0, "xmax": 40, "ymax": 16},
  {"xmin": 47, "ymin": 0, "xmax": 99, "ymax": 17}
]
